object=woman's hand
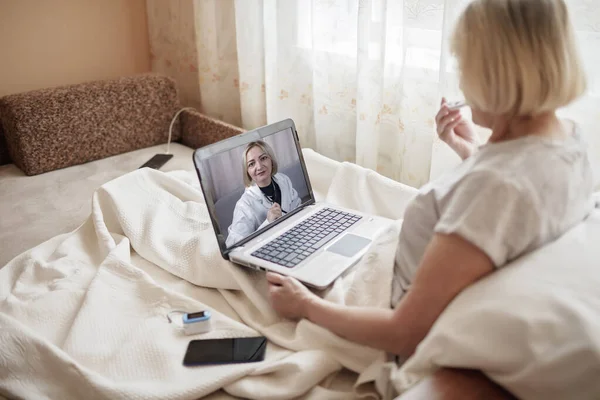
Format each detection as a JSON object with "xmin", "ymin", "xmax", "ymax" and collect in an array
[
  {"xmin": 267, "ymin": 203, "xmax": 282, "ymax": 223},
  {"xmin": 435, "ymin": 98, "xmax": 479, "ymax": 160},
  {"xmin": 266, "ymin": 272, "xmax": 315, "ymax": 320}
]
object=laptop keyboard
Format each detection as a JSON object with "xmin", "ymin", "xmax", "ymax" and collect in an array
[{"xmin": 251, "ymin": 208, "xmax": 362, "ymax": 268}]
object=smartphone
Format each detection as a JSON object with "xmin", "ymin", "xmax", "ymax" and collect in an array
[
  {"xmin": 139, "ymin": 153, "xmax": 173, "ymax": 170},
  {"xmin": 183, "ymin": 336, "xmax": 267, "ymax": 366}
]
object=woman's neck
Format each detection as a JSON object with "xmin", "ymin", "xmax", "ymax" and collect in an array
[
  {"xmin": 488, "ymin": 111, "xmax": 567, "ymax": 143},
  {"xmin": 257, "ymin": 177, "xmax": 273, "ymax": 188}
]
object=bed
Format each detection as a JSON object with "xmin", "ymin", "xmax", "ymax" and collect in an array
[{"xmin": 1, "ymin": 75, "xmax": 599, "ymax": 400}]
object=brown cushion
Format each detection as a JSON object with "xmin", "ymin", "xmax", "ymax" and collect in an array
[
  {"xmin": 0, "ymin": 74, "xmax": 181, "ymax": 175},
  {"xmin": 180, "ymin": 109, "xmax": 244, "ymax": 150},
  {"xmin": 0, "ymin": 119, "xmax": 10, "ymax": 166}
]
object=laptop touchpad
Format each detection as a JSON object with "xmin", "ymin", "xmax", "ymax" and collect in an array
[{"xmin": 327, "ymin": 234, "xmax": 371, "ymax": 257}]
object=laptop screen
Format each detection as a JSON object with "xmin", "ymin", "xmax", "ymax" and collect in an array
[{"xmin": 194, "ymin": 124, "xmax": 312, "ymax": 250}]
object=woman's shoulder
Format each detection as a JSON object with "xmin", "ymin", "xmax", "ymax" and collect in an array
[
  {"xmin": 422, "ymin": 160, "xmax": 536, "ymax": 208},
  {"xmin": 439, "ymin": 130, "xmax": 593, "ymax": 205},
  {"xmin": 438, "ymin": 168, "xmax": 526, "ymax": 200},
  {"xmin": 562, "ymin": 118, "xmax": 579, "ymax": 136},
  {"xmin": 274, "ymin": 171, "xmax": 290, "ymax": 179},
  {"xmin": 274, "ymin": 172, "xmax": 292, "ymax": 184},
  {"xmin": 237, "ymin": 185, "xmax": 261, "ymax": 204}
]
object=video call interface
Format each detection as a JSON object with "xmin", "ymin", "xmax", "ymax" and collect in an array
[{"xmin": 199, "ymin": 128, "xmax": 310, "ymax": 248}]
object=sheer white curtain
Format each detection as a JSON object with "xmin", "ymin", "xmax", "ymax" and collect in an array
[
  {"xmin": 233, "ymin": 0, "xmax": 468, "ymax": 187},
  {"xmin": 147, "ymin": 0, "xmax": 600, "ymax": 188}
]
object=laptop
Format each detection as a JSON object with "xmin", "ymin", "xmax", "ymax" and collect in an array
[{"xmin": 192, "ymin": 119, "xmax": 389, "ymax": 289}]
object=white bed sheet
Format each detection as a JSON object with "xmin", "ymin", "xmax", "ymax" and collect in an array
[
  {"xmin": 0, "ymin": 144, "xmax": 343, "ymax": 269},
  {"xmin": 1, "ymin": 144, "xmax": 417, "ymax": 399},
  {"xmin": 0, "ymin": 143, "xmax": 198, "ymax": 268}
]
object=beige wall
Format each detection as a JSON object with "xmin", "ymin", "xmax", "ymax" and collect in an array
[{"xmin": 0, "ymin": 0, "xmax": 151, "ymax": 97}]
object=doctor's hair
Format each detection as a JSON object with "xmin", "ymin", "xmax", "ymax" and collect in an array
[
  {"xmin": 242, "ymin": 140, "xmax": 279, "ymax": 187},
  {"xmin": 451, "ymin": 0, "xmax": 586, "ymax": 116}
]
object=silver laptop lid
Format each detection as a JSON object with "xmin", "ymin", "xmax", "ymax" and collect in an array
[{"xmin": 193, "ymin": 119, "xmax": 315, "ymax": 258}]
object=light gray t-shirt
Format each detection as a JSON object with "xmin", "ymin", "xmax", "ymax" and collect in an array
[{"xmin": 392, "ymin": 128, "xmax": 596, "ymax": 306}]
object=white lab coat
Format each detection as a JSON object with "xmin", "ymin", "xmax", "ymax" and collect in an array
[{"xmin": 226, "ymin": 173, "xmax": 301, "ymax": 247}]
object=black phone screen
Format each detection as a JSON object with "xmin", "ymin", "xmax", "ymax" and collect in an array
[
  {"xmin": 139, "ymin": 154, "xmax": 173, "ymax": 170},
  {"xmin": 183, "ymin": 336, "xmax": 267, "ymax": 366}
]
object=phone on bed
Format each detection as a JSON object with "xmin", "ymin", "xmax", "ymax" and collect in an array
[
  {"xmin": 139, "ymin": 153, "xmax": 173, "ymax": 170},
  {"xmin": 183, "ymin": 336, "xmax": 267, "ymax": 366}
]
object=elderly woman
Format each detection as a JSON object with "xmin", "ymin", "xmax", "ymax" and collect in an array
[
  {"xmin": 226, "ymin": 140, "xmax": 301, "ymax": 247},
  {"xmin": 266, "ymin": 0, "xmax": 595, "ymax": 359}
]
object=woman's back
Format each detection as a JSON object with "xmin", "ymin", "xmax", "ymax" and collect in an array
[{"xmin": 392, "ymin": 124, "xmax": 595, "ymax": 306}]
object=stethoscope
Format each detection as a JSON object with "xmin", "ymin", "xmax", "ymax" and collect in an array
[{"xmin": 262, "ymin": 179, "xmax": 287, "ymax": 214}]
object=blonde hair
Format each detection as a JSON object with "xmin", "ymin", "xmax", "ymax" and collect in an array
[
  {"xmin": 242, "ymin": 140, "xmax": 278, "ymax": 187},
  {"xmin": 451, "ymin": 0, "xmax": 587, "ymax": 116}
]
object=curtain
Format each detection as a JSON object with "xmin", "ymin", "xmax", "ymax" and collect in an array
[{"xmin": 147, "ymin": 0, "xmax": 600, "ymax": 188}]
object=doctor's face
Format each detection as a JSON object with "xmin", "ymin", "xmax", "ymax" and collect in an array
[{"xmin": 246, "ymin": 145, "xmax": 273, "ymax": 187}]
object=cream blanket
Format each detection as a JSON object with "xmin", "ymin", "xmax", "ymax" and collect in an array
[{"xmin": 0, "ymin": 156, "xmax": 417, "ymax": 400}]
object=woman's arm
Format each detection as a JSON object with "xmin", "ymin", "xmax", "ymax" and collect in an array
[
  {"xmin": 435, "ymin": 98, "xmax": 480, "ymax": 161},
  {"xmin": 226, "ymin": 199, "xmax": 260, "ymax": 247},
  {"xmin": 278, "ymin": 173, "xmax": 301, "ymax": 210},
  {"xmin": 268, "ymin": 233, "xmax": 494, "ymax": 357}
]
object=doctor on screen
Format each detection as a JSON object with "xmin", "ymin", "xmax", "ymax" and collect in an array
[{"xmin": 225, "ymin": 140, "xmax": 301, "ymax": 247}]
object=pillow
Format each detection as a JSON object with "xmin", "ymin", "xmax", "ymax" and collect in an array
[{"xmin": 396, "ymin": 206, "xmax": 600, "ymax": 400}]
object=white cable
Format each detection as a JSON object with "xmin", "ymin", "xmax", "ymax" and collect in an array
[
  {"xmin": 167, "ymin": 107, "xmax": 197, "ymax": 154},
  {"xmin": 166, "ymin": 310, "xmax": 187, "ymax": 324}
]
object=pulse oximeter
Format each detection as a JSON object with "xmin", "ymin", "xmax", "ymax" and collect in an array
[{"xmin": 182, "ymin": 310, "xmax": 212, "ymax": 335}]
